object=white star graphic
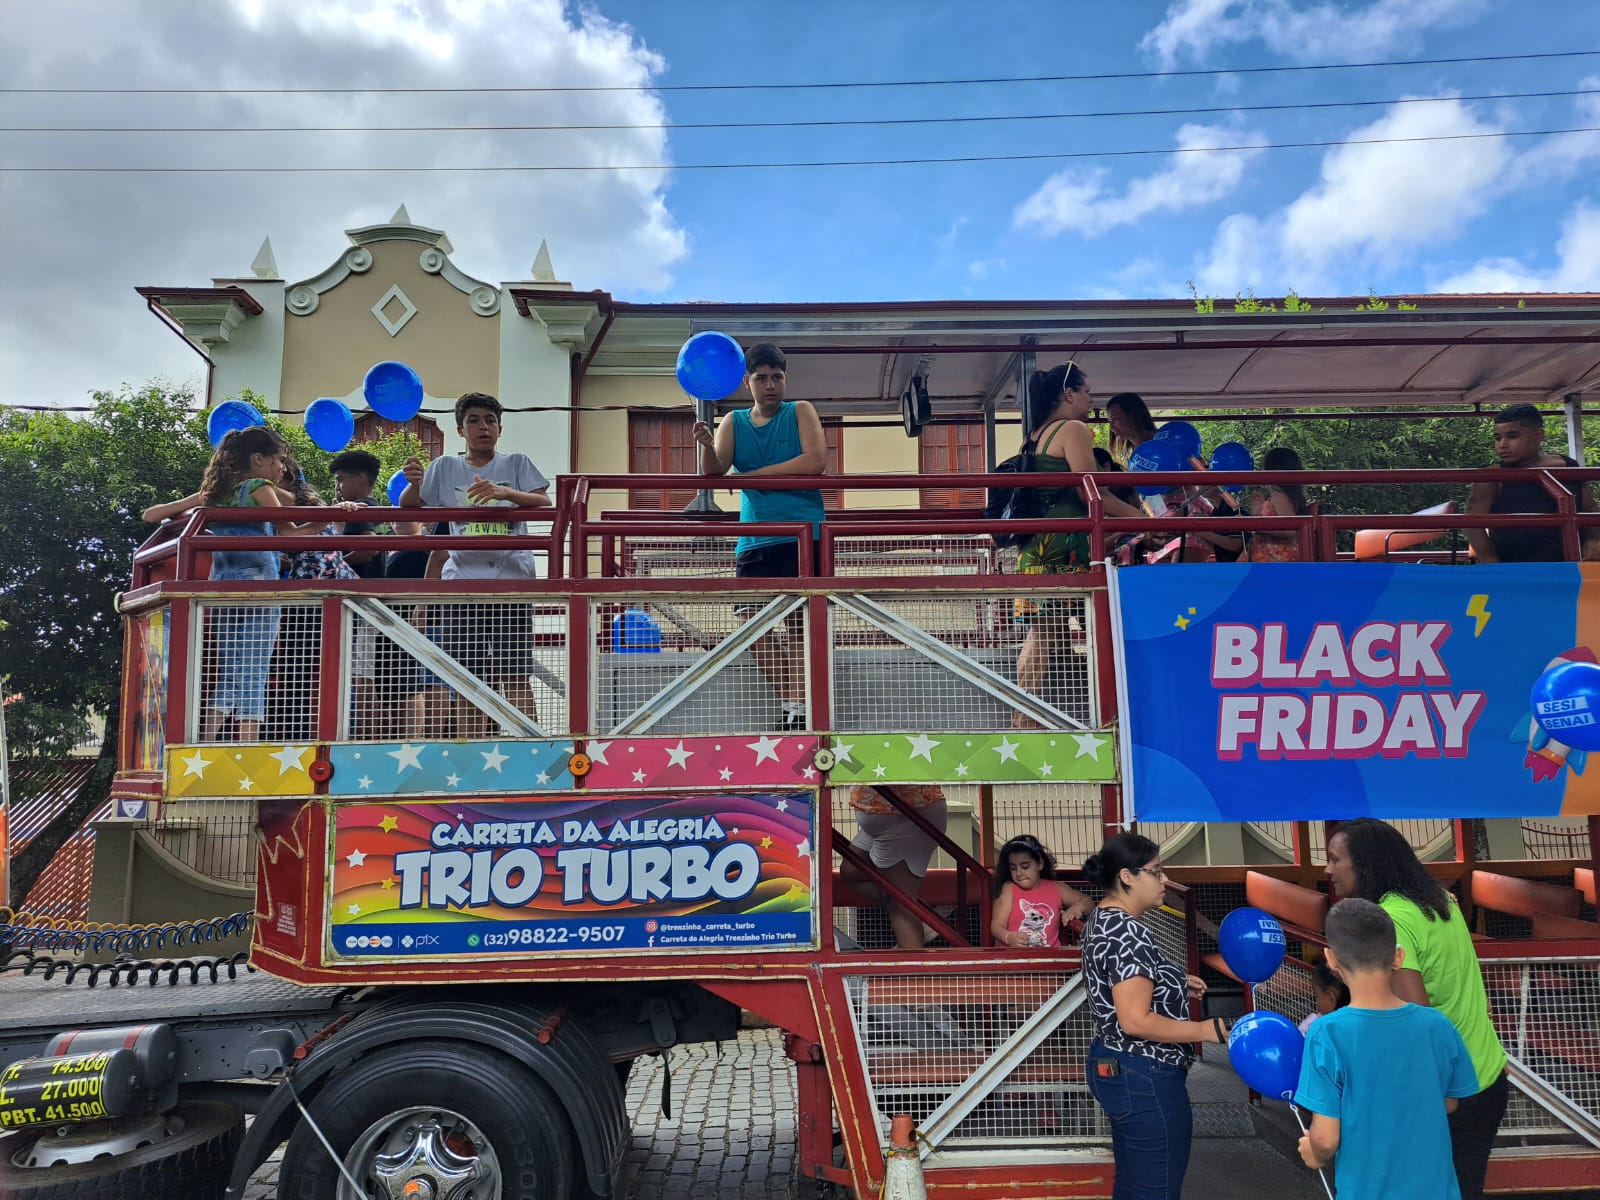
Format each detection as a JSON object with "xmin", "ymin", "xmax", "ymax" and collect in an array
[
  {"xmin": 993, "ymin": 737, "xmax": 1021, "ymax": 763},
  {"xmin": 776, "ymin": 798, "xmax": 790, "ymax": 812},
  {"xmin": 719, "ymin": 767, "xmax": 734, "ymax": 781},
  {"xmin": 347, "ymin": 903, "xmax": 361, "ymax": 917},
  {"xmin": 802, "ymin": 766, "xmax": 816, "ymax": 781},
  {"xmin": 388, "ymin": 744, "xmax": 424, "ymax": 773},
  {"xmin": 954, "ymin": 763, "xmax": 970, "ymax": 777},
  {"xmin": 587, "ymin": 740, "xmax": 612, "ymax": 765},
  {"xmin": 832, "ymin": 741, "xmax": 854, "ymax": 763},
  {"xmin": 481, "ymin": 744, "xmax": 509, "ymax": 773},
  {"xmin": 1040, "ymin": 762, "xmax": 1054, "ymax": 777},
  {"xmin": 180, "ymin": 749, "xmax": 212, "ymax": 779},
  {"xmin": 873, "ymin": 763, "xmax": 888, "ymax": 779},
  {"xmin": 535, "ymin": 770, "xmax": 550, "ymax": 785},
  {"xmin": 664, "ymin": 741, "xmax": 694, "ymax": 769},
  {"xmin": 795, "ymin": 838, "xmax": 811, "ymax": 858},
  {"xmin": 445, "ymin": 772, "xmax": 462, "ymax": 787},
  {"xmin": 270, "ymin": 745, "xmax": 311, "ymax": 776},
  {"xmin": 632, "ymin": 769, "xmax": 647, "ymax": 783},
  {"xmin": 905, "ymin": 733, "xmax": 940, "ymax": 762},
  {"xmin": 1072, "ymin": 733, "xmax": 1108, "ymax": 761},
  {"xmin": 746, "ymin": 735, "xmax": 782, "ymax": 765},
  {"xmin": 237, "ymin": 775, "xmax": 255, "ymax": 792},
  {"xmin": 357, "ymin": 775, "xmax": 373, "ymax": 790},
  {"xmin": 347, "ymin": 849, "xmax": 367, "ymax": 868}
]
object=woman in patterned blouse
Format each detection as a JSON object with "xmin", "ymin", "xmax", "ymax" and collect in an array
[{"xmin": 1080, "ymin": 833, "xmax": 1232, "ymax": 1200}]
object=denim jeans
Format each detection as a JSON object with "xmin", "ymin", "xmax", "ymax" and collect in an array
[
  {"xmin": 1085, "ymin": 1041, "xmax": 1193, "ymax": 1200},
  {"xmin": 209, "ymin": 557, "xmax": 281, "ymax": 723}
]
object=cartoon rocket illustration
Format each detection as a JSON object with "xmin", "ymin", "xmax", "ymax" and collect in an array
[{"xmin": 1521, "ymin": 647, "xmax": 1598, "ymax": 781}]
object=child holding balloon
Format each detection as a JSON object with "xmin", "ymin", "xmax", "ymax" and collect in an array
[{"xmin": 1295, "ymin": 898, "xmax": 1478, "ymax": 1199}]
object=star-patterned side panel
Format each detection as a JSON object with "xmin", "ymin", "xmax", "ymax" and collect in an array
[
  {"xmin": 166, "ymin": 744, "xmax": 315, "ymax": 798},
  {"xmin": 827, "ymin": 731, "xmax": 1116, "ymax": 784},
  {"xmin": 582, "ymin": 735, "xmax": 821, "ymax": 790},
  {"xmin": 326, "ymin": 741, "xmax": 576, "ymax": 797}
]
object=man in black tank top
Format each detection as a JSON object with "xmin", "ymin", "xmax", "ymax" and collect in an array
[{"xmin": 1466, "ymin": 403, "xmax": 1599, "ymax": 563}]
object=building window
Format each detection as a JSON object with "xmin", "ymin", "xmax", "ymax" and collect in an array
[
  {"xmin": 628, "ymin": 412, "xmax": 698, "ymax": 510},
  {"xmin": 353, "ymin": 412, "xmax": 444, "ymax": 461},
  {"xmin": 627, "ymin": 413, "xmax": 846, "ymax": 511},
  {"xmin": 918, "ymin": 421, "xmax": 987, "ymax": 510}
]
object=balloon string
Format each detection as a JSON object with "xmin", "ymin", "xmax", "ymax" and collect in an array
[{"xmin": 1289, "ymin": 1105, "xmax": 1337, "ymax": 1200}]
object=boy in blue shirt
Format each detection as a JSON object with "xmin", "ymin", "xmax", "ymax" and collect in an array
[{"xmin": 1297, "ymin": 898, "xmax": 1480, "ymax": 1199}]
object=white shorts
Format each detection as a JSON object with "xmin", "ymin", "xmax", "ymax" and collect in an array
[{"xmin": 850, "ymin": 800, "xmax": 948, "ymax": 878}]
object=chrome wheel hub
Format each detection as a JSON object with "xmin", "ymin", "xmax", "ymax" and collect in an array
[{"xmin": 342, "ymin": 1107, "xmax": 500, "ymax": 1200}]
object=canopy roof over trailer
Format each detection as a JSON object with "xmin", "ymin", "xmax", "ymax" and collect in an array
[{"xmin": 513, "ymin": 289, "xmax": 1600, "ymax": 420}]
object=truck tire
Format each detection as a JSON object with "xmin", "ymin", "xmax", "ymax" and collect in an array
[
  {"xmin": 277, "ymin": 1040, "xmax": 576, "ymax": 1200},
  {"xmin": 0, "ymin": 1100, "xmax": 243, "ymax": 1200}
]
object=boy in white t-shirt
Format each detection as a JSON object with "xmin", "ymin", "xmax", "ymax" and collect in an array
[{"xmin": 400, "ymin": 392, "xmax": 550, "ymax": 731}]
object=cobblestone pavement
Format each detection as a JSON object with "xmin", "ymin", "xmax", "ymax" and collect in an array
[{"xmin": 244, "ymin": 1029, "xmax": 802, "ymax": 1199}]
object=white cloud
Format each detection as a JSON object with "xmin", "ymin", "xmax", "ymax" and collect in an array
[
  {"xmin": 1013, "ymin": 123, "xmax": 1263, "ymax": 238},
  {"xmin": 1193, "ymin": 98, "xmax": 1509, "ymax": 292},
  {"xmin": 0, "ymin": 0, "xmax": 687, "ymax": 407},
  {"xmin": 1510, "ymin": 79, "xmax": 1600, "ymax": 182},
  {"xmin": 1434, "ymin": 204, "xmax": 1600, "ymax": 293},
  {"xmin": 968, "ymin": 258, "xmax": 1007, "ymax": 281},
  {"xmin": 1142, "ymin": 0, "xmax": 1488, "ymax": 67}
]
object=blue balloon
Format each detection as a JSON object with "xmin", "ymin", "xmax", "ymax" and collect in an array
[
  {"xmin": 1219, "ymin": 906, "xmax": 1288, "ymax": 983},
  {"xmin": 1127, "ymin": 436, "xmax": 1189, "ymax": 497},
  {"xmin": 676, "ymin": 332, "xmax": 747, "ymax": 401},
  {"xmin": 1208, "ymin": 441, "xmax": 1255, "ymax": 493},
  {"xmin": 1530, "ymin": 660, "xmax": 1600, "ymax": 751},
  {"xmin": 363, "ymin": 361, "xmax": 424, "ymax": 422},
  {"xmin": 1154, "ymin": 420, "xmax": 1203, "ymax": 463},
  {"xmin": 385, "ymin": 470, "xmax": 409, "ymax": 507},
  {"xmin": 1228, "ymin": 1011, "xmax": 1305, "ymax": 1101},
  {"xmin": 305, "ymin": 397, "xmax": 355, "ymax": 452},
  {"xmin": 206, "ymin": 399, "xmax": 264, "ymax": 447}
]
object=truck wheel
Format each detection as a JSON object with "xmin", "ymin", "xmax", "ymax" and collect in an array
[
  {"xmin": 277, "ymin": 1040, "xmax": 575, "ymax": 1200},
  {"xmin": 0, "ymin": 1100, "xmax": 243, "ymax": 1200}
]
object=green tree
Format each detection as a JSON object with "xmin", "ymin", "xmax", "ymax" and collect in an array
[{"xmin": 1, "ymin": 386, "xmax": 432, "ymax": 908}]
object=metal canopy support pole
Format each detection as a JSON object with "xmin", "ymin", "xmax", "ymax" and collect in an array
[
  {"xmin": 1565, "ymin": 391, "xmax": 1585, "ymax": 461},
  {"xmin": 612, "ymin": 595, "xmax": 805, "ymax": 735},
  {"xmin": 828, "ymin": 593, "xmax": 1087, "ymax": 729},
  {"xmin": 915, "ymin": 975, "xmax": 1088, "ymax": 1158},
  {"xmin": 686, "ymin": 398, "xmax": 723, "ymax": 514},
  {"xmin": 343, "ymin": 598, "xmax": 546, "ymax": 737},
  {"xmin": 1019, "ymin": 344, "xmax": 1038, "ymax": 441}
]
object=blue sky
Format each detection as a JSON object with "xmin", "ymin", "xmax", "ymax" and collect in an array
[{"xmin": 2, "ymin": 0, "xmax": 1598, "ymax": 404}]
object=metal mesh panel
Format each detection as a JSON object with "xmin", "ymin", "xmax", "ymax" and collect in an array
[
  {"xmin": 830, "ymin": 535, "xmax": 999, "ymax": 578},
  {"xmin": 344, "ymin": 598, "xmax": 568, "ymax": 740},
  {"xmin": 614, "ymin": 536, "xmax": 738, "ymax": 579},
  {"xmin": 1140, "ymin": 902, "xmax": 1194, "ymax": 980},
  {"xmin": 193, "ymin": 601, "xmax": 320, "ymax": 743},
  {"xmin": 829, "ymin": 592, "xmax": 1098, "ymax": 731},
  {"xmin": 1483, "ymin": 956, "xmax": 1600, "ymax": 1135},
  {"xmin": 593, "ymin": 596, "xmax": 808, "ymax": 735},
  {"xmin": 1249, "ymin": 959, "xmax": 1318, "ymax": 1030},
  {"xmin": 988, "ymin": 783, "xmax": 1106, "ymax": 867},
  {"xmin": 844, "ymin": 971, "xmax": 1109, "ymax": 1147}
]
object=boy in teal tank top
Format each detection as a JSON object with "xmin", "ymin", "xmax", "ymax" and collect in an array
[{"xmin": 693, "ymin": 343, "xmax": 826, "ymax": 730}]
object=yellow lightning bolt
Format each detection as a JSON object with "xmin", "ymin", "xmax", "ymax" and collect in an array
[{"xmin": 1466, "ymin": 594, "xmax": 1492, "ymax": 637}]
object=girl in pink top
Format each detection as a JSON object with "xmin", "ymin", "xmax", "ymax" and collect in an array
[{"xmin": 990, "ymin": 835, "xmax": 1093, "ymax": 948}]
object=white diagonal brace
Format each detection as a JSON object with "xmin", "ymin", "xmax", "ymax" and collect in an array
[
  {"xmin": 916, "ymin": 974, "xmax": 1088, "ymax": 1158},
  {"xmin": 830, "ymin": 593, "xmax": 1087, "ymax": 730},
  {"xmin": 343, "ymin": 598, "xmax": 544, "ymax": 737},
  {"xmin": 1505, "ymin": 1051, "xmax": 1600, "ymax": 1149},
  {"xmin": 612, "ymin": 595, "xmax": 805, "ymax": 735}
]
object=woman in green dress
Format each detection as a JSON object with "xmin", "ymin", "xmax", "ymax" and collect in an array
[{"xmin": 1013, "ymin": 362, "xmax": 1143, "ymax": 725}]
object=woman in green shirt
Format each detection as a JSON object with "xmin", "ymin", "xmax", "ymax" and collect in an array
[{"xmin": 1326, "ymin": 818, "xmax": 1509, "ymax": 1200}]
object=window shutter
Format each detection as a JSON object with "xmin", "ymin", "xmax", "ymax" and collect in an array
[{"xmin": 919, "ymin": 422, "xmax": 986, "ymax": 510}]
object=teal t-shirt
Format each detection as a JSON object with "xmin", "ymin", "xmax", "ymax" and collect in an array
[
  {"xmin": 1296, "ymin": 1004, "xmax": 1478, "ymax": 1200},
  {"xmin": 1380, "ymin": 893, "xmax": 1507, "ymax": 1091},
  {"xmin": 729, "ymin": 403, "xmax": 824, "ymax": 555}
]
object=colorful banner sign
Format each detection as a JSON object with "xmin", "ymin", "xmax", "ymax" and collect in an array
[
  {"xmin": 329, "ymin": 792, "xmax": 814, "ymax": 957},
  {"xmin": 1114, "ymin": 563, "xmax": 1600, "ymax": 821}
]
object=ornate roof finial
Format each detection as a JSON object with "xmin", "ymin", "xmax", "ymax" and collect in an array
[
  {"xmin": 532, "ymin": 239, "xmax": 557, "ymax": 282},
  {"xmin": 250, "ymin": 237, "xmax": 280, "ymax": 279}
]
